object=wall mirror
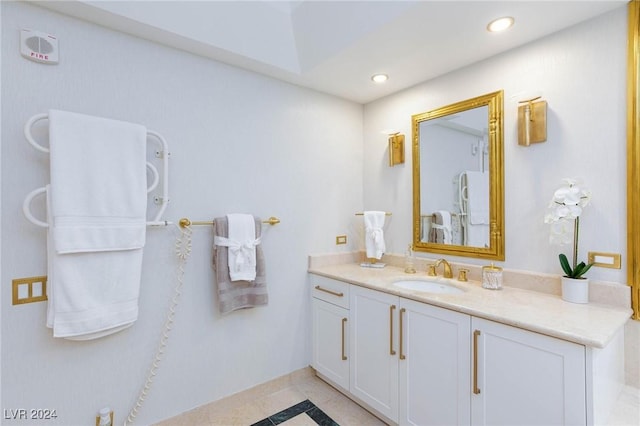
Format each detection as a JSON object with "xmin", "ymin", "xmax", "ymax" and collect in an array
[{"xmin": 412, "ymin": 90, "xmax": 504, "ymax": 260}]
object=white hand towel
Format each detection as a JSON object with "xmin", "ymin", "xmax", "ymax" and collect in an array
[
  {"xmin": 214, "ymin": 214, "xmax": 261, "ymax": 281},
  {"xmin": 466, "ymin": 170, "xmax": 489, "ymax": 225},
  {"xmin": 48, "ymin": 109, "xmax": 147, "ymax": 253},
  {"xmin": 364, "ymin": 211, "xmax": 386, "ymax": 259},
  {"xmin": 436, "ymin": 210, "xmax": 453, "ymax": 244},
  {"xmin": 45, "ymin": 186, "xmax": 141, "ymax": 339}
]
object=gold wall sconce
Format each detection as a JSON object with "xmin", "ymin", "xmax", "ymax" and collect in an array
[
  {"xmin": 518, "ymin": 97, "xmax": 547, "ymax": 146},
  {"xmin": 388, "ymin": 132, "xmax": 405, "ymax": 166}
]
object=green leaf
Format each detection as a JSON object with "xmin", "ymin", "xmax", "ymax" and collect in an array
[
  {"xmin": 574, "ymin": 262, "xmax": 593, "ymax": 278},
  {"xmin": 559, "ymin": 254, "xmax": 573, "ymax": 276},
  {"xmin": 570, "ymin": 262, "xmax": 594, "ymax": 279},
  {"xmin": 572, "ymin": 264, "xmax": 586, "ymax": 278}
]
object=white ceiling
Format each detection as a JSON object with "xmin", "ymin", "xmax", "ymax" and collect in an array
[{"xmin": 35, "ymin": 0, "xmax": 627, "ymax": 104}]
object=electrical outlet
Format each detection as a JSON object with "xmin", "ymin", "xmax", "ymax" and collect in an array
[
  {"xmin": 336, "ymin": 235, "xmax": 347, "ymax": 245},
  {"xmin": 12, "ymin": 276, "xmax": 48, "ymax": 305},
  {"xmin": 587, "ymin": 252, "xmax": 621, "ymax": 269}
]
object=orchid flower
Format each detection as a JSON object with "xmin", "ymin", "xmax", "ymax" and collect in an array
[
  {"xmin": 545, "ymin": 178, "xmax": 591, "ymax": 238},
  {"xmin": 545, "ymin": 178, "xmax": 591, "ymax": 272}
]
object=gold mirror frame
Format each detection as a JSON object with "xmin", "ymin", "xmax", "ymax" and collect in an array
[
  {"xmin": 412, "ymin": 90, "xmax": 504, "ymax": 260},
  {"xmin": 628, "ymin": 0, "xmax": 639, "ymax": 320}
]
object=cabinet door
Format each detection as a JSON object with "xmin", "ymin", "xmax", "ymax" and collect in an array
[
  {"xmin": 312, "ymin": 298, "xmax": 349, "ymax": 391},
  {"xmin": 471, "ymin": 318, "xmax": 586, "ymax": 426},
  {"xmin": 350, "ymin": 286, "xmax": 399, "ymax": 422},
  {"xmin": 399, "ymin": 298, "xmax": 471, "ymax": 426}
]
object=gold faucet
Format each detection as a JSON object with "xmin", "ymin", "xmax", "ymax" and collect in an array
[{"xmin": 430, "ymin": 259, "xmax": 453, "ymax": 278}]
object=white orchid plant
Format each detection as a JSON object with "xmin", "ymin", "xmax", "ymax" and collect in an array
[{"xmin": 543, "ymin": 178, "xmax": 593, "ymax": 279}]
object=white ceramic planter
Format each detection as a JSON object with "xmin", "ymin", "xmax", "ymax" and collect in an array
[{"xmin": 561, "ymin": 276, "xmax": 589, "ymax": 304}]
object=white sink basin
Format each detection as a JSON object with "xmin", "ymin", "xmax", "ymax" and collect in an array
[{"xmin": 392, "ymin": 279, "xmax": 465, "ymax": 295}]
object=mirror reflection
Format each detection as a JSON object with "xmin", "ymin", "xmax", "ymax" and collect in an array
[
  {"xmin": 419, "ymin": 105, "xmax": 489, "ymax": 247},
  {"xmin": 412, "ymin": 91, "xmax": 504, "ymax": 260}
]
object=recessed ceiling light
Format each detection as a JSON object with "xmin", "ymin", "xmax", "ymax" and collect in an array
[
  {"xmin": 371, "ymin": 74, "xmax": 389, "ymax": 83},
  {"xmin": 487, "ymin": 16, "xmax": 514, "ymax": 33}
]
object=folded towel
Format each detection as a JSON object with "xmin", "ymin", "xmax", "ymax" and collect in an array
[
  {"xmin": 466, "ymin": 222, "xmax": 489, "ymax": 248},
  {"xmin": 364, "ymin": 211, "xmax": 386, "ymax": 259},
  {"xmin": 214, "ymin": 214, "xmax": 261, "ymax": 281},
  {"xmin": 45, "ymin": 186, "xmax": 141, "ymax": 339},
  {"xmin": 48, "ymin": 109, "xmax": 147, "ymax": 253},
  {"xmin": 421, "ymin": 215, "xmax": 430, "ymax": 242},
  {"xmin": 466, "ymin": 171, "xmax": 489, "ymax": 225},
  {"xmin": 451, "ymin": 213, "xmax": 463, "ymax": 245},
  {"xmin": 428, "ymin": 212, "xmax": 442, "ymax": 243},
  {"xmin": 430, "ymin": 210, "xmax": 452, "ymax": 244},
  {"xmin": 213, "ymin": 216, "xmax": 268, "ymax": 314}
]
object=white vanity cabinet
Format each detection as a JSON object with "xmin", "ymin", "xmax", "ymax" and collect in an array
[
  {"xmin": 471, "ymin": 317, "xmax": 587, "ymax": 426},
  {"xmin": 310, "ymin": 272, "xmax": 625, "ymax": 426},
  {"xmin": 349, "ymin": 285, "xmax": 400, "ymax": 421},
  {"xmin": 310, "ymin": 275, "xmax": 350, "ymax": 392},
  {"xmin": 399, "ymin": 297, "xmax": 471, "ymax": 426},
  {"xmin": 349, "ymin": 285, "xmax": 471, "ymax": 425}
]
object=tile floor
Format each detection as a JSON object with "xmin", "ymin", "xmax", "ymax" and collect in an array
[
  {"xmin": 250, "ymin": 399, "xmax": 337, "ymax": 426},
  {"xmin": 607, "ymin": 385, "xmax": 640, "ymax": 426},
  {"xmin": 155, "ymin": 368, "xmax": 385, "ymax": 426},
  {"xmin": 156, "ymin": 368, "xmax": 640, "ymax": 426}
]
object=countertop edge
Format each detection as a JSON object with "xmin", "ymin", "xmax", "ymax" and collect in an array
[{"xmin": 309, "ymin": 265, "xmax": 632, "ymax": 349}]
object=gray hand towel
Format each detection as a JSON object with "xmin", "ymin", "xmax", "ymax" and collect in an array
[
  {"xmin": 212, "ymin": 216, "xmax": 268, "ymax": 314},
  {"xmin": 429, "ymin": 212, "xmax": 444, "ymax": 243}
]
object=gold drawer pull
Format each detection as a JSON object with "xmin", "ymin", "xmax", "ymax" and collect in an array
[
  {"xmin": 399, "ymin": 308, "xmax": 406, "ymax": 360},
  {"xmin": 341, "ymin": 318, "xmax": 348, "ymax": 361},
  {"xmin": 473, "ymin": 329, "xmax": 481, "ymax": 395},
  {"xmin": 314, "ymin": 285, "xmax": 344, "ymax": 297},
  {"xmin": 389, "ymin": 304, "xmax": 397, "ymax": 356}
]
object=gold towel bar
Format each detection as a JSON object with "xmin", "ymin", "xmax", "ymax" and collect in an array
[
  {"xmin": 355, "ymin": 212, "xmax": 392, "ymax": 216},
  {"xmin": 178, "ymin": 216, "xmax": 281, "ymax": 228}
]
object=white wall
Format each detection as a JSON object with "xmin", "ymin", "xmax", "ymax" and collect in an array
[
  {"xmin": 1, "ymin": 2, "xmax": 362, "ymax": 425},
  {"xmin": 364, "ymin": 6, "xmax": 628, "ymax": 286},
  {"xmin": 2, "ymin": 2, "xmax": 637, "ymax": 425},
  {"xmin": 365, "ymin": 7, "xmax": 640, "ymax": 390}
]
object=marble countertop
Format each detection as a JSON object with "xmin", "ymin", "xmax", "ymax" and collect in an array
[{"xmin": 308, "ymin": 262, "xmax": 632, "ymax": 348}]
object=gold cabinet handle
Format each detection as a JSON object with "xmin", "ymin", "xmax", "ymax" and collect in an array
[
  {"xmin": 399, "ymin": 308, "xmax": 406, "ymax": 360},
  {"xmin": 473, "ymin": 329, "xmax": 481, "ymax": 395},
  {"xmin": 341, "ymin": 318, "xmax": 348, "ymax": 361},
  {"xmin": 389, "ymin": 304, "xmax": 397, "ymax": 356},
  {"xmin": 314, "ymin": 285, "xmax": 344, "ymax": 297}
]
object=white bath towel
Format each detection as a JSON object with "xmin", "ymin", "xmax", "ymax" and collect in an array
[
  {"xmin": 45, "ymin": 186, "xmax": 141, "ymax": 339},
  {"xmin": 466, "ymin": 171, "xmax": 489, "ymax": 225},
  {"xmin": 421, "ymin": 215, "xmax": 430, "ymax": 242},
  {"xmin": 466, "ymin": 222, "xmax": 489, "ymax": 248},
  {"xmin": 48, "ymin": 109, "xmax": 147, "ymax": 253},
  {"xmin": 364, "ymin": 211, "xmax": 386, "ymax": 259},
  {"xmin": 214, "ymin": 213, "xmax": 261, "ymax": 281}
]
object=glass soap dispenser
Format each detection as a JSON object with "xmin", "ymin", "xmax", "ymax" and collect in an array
[{"xmin": 404, "ymin": 244, "xmax": 416, "ymax": 274}]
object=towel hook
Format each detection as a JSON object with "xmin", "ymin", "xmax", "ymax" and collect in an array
[
  {"xmin": 23, "ymin": 187, "xmax": 48, "ymax": 228},
  {"xmin": 146, "ymin": 162, "xmax": 160, "ymax": 194},
  {"xmin": 24, "ymin": 113, "xmax": 50, "ymax": 153}
]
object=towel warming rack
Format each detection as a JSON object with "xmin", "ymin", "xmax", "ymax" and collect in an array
[{"xmin": 22, "ymin": 112, "xmax": 171, "ymax": 228}]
